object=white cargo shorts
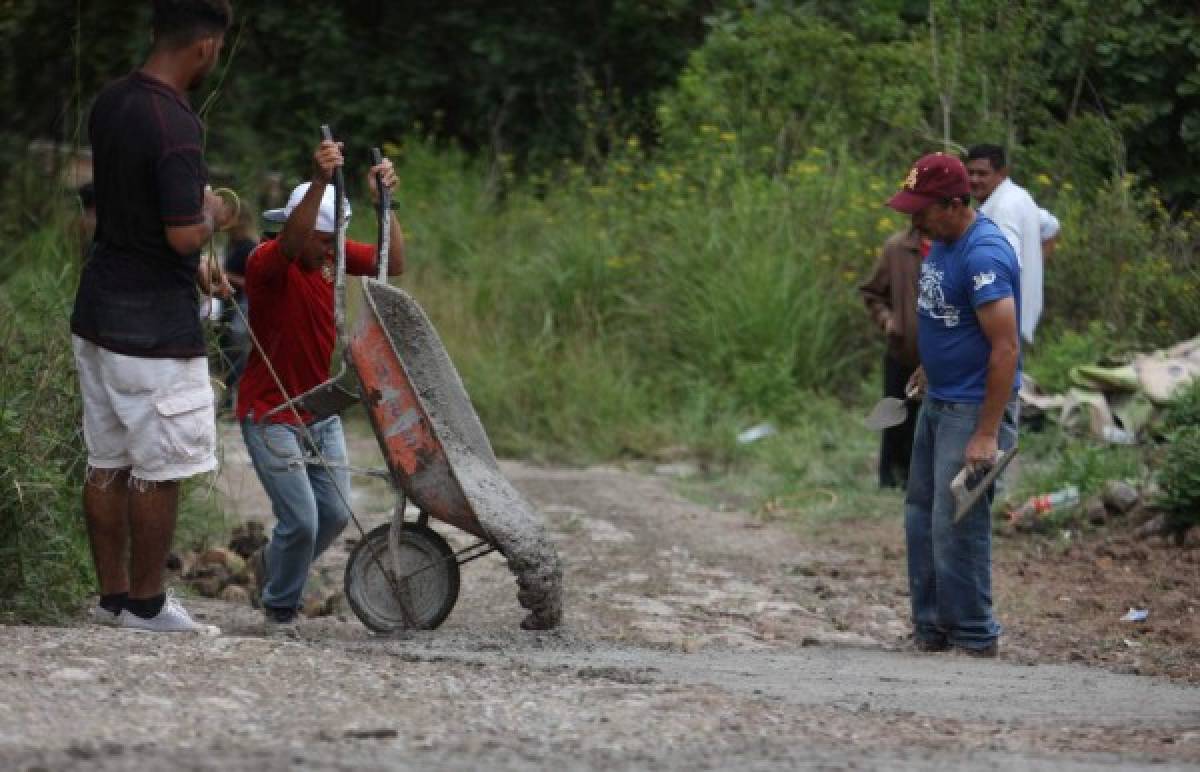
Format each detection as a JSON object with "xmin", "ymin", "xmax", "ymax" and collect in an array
[{"xmin": 72, "ymin": 335, "xmax": 218, "ymax": 482}]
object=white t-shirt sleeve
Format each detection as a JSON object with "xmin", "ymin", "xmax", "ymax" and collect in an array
[{"xmin": 1039, "ymin": 208, "xmax": 1060, "ymax": 240}]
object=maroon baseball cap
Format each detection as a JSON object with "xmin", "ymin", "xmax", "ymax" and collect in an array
[{"xmin": 886, "ymin": 153, "xmax": 970, "ymax": 214}]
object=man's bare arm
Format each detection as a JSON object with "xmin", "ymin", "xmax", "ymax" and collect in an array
[
  {"xmin": 965, "ymin": 296, "xmax": 1019, "ymax": 468},
  {"xmin": 279, "ymin": 140, "xmax": 343, "ymax": 260},
  {"xmin": 366, "ymin": 156, "xmax": 406, "ymax": 276},
  {"xmin": 165, "ymin": 189, "xmax": 231, "ymax": 256}
]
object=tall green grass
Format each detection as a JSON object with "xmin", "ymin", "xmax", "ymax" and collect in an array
[
  {"xmin": 390, "ymin": 136, "xmax": 909, "ymax": 462},
  {"xmin": 0, "ymin": 221, "xmax": 93, "ymax": 622}
]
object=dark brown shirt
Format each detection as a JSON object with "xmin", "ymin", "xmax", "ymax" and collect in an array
[{"xmin": 859, "ymin": 229, "xmax": 923, "ymax": 369}]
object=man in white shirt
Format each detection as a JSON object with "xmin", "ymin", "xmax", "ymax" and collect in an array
[{"xmin": 964, "ymin": 145, "xmax": 1047, "ymax": 344}]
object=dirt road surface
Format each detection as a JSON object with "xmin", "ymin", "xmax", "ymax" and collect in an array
[{"xmin": 1, "ymin": 426, "xmax": 1197, "ymax": 770}]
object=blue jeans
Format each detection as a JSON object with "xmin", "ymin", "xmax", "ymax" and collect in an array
[
  {"xmin": 240, "ymin": 416, "xmax": 352, "ymax": 610},
  {"xmin": 221, "ymin": 296, "xmax": 249, "ymax": 399},
  {"xmin": 904, "ymin": 398, "xmax": 1017, "ymax": 650}
]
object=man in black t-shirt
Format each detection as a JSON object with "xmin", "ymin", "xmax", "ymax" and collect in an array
[{"xmin": 70, "ymin": 0, "xmax": 234, "ymax": 635}]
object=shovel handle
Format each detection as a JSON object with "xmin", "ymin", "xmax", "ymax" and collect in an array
[
  {"xmin": 320, "ymin": 124, "xmax": 348, "ymax": 352},
  {"xmin": 370, "ymin": 147, "xmax": 391, "ymax": 280},
  {"xmin": 319, "ymin": 125, "xmax": 345, "ymax": 198}
]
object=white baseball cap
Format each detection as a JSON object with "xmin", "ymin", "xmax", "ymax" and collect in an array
[{"xmin": 262, "ymin": 181, "xmax": 351, "ymax": 233}]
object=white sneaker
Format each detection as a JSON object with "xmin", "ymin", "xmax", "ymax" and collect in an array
[
  {"xmin": 90, "ymin": 604, "xmax": 122, "ymax": 627},
  {"xmin": 119, "ymin": 593, "xmax": 220, "ymax": 635}
]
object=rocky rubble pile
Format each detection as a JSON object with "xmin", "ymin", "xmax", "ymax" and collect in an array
[{"xmin": 168, "ymin": 521, "xmax": 347, "ymax": 617}]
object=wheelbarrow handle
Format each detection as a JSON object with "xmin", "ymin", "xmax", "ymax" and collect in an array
[
  {"xmin": 370, "ymin": 146, "xmax": 391, "ymax": 281},
  {"xmin": 320, "ymin": 124, "xmax": 348, "ymax": 353}
]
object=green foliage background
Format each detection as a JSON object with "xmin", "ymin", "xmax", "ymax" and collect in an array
[
  {"xmin": 1, "ymin": 1, "xmax": 1198, "ymax": 619},
  {"xmin": 2, "ymin": 1, "xmax": 1199, "ymax": 202}
]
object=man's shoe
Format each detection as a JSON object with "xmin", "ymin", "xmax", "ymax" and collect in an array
[
  {"xmin": 262, "ymin": 605, "xmax": 300, "ymax": 637},
  {"xmin": 90, "ymin": 604, "xmax": 122, "ymax": 627},
  {"xmin": 913, "ymin": 636, "xmax": 950, "ymax": 653},
  {"xmin": 955, "ymin": 641, "xmax": 999, "ymax": 658},
  {"xmin": 263, "ymin": 605, "xmax": 298, "ymax": 625},
  {"xmin": 119, "ymin": 592, "xmax": 219, "ymax": 635}
]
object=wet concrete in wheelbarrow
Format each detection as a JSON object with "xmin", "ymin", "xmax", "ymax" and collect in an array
[{"xmin": 365, "ymin": 281, "xmax": 562, "ymax": 629}]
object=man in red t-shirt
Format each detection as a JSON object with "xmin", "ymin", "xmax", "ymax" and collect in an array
[{"xmin": 238, "ymin": 138, "xmax": 404, "ymax": 626}]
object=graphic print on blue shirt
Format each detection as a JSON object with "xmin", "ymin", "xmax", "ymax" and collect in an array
[{"xmin": 917, "ymin": 215, "xmax": 1022, "ymax": 403}]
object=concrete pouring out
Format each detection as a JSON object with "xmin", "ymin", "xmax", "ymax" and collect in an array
[{"xmin": 365, "ymin": 280, "xmax": 563, "ymax": 629}]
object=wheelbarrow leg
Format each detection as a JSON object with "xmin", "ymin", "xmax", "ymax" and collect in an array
[{"xmin": 383, "ymin": 507, "xmax": 420, "ymax": 630}]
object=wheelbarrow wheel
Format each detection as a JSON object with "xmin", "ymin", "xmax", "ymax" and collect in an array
[{"xmin": 344, "ymin": 522, "xmax": 460, "ymax": 633}]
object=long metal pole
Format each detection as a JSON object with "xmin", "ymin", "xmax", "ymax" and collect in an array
[
  {"xmin": 320, "ymin": 124, "xmax": 348, "ymax": 352},
  {"xmin": 371, "ymin": 146, "xmax": 391, "ymax": 280}
]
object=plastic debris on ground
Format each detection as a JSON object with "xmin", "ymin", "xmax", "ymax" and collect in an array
[
  {"xmin": 1018, "ymin": 334, "xmax": 1200, "ymax": 444},
  {"xmin": 736, "ymin": 422, "xmax": 777, "ymax": 444},
  {"xmin": 1120, "ymin": 608, "xmax": 1149, "ymax": 623}
]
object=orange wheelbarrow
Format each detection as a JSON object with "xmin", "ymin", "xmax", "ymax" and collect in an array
[{"xmin": 267, "ymin": 139, "xmax": 562, "ymax": 632}]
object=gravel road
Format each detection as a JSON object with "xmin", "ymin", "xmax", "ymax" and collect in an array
[{"xmin": 2, "ymin": 433, "xmax": 1197, "ymax": 770}]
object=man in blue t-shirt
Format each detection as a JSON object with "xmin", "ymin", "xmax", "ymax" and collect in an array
[{"xmin": 886, "ymin": 153, "xmax": 1021, "ymax": 658}]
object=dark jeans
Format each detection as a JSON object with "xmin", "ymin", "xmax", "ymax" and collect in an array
[
  {"xmin": 879, "ymin": 354, "xmax": 917, "ymax": 489},
  {"xmin": 904, "ymin": 398, "xmax": 1018, "ymax": 651},
  {"xmin": 219, "ymin": 296, "xmax": 249, "ymax": 405}
]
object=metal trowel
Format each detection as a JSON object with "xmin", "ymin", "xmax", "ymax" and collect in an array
[
  {"xmin": 950, "ymin": 445, "xmax": 1019, "ymax": 522},
  {"xmin": 864, "ymin": 382, "xmax": 922, "ymax": 431},
  {"xmin": 863, "ymin": 397, "xmax": 909, "ymax": 430}
]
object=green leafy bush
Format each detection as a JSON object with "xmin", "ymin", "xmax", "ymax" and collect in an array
[
  {"xmin": 1159, "ymin": 426, "xmax": 1200, "ymax": 531},
  {"xmin": 657, "ymin": 9, "xmax": 929, "ymax": 170},
  {"xmin": 1043, "ymin": 178, "xmax": 1200, "ymax": 348},
  {"xmin": 1024, "ymin": 320, "xmax": 1126, "ymax": 395},
  {"xmin": 1161, "ymin": 380, "xmax": 1200, "ymax": 434}
]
